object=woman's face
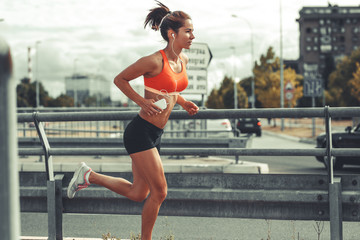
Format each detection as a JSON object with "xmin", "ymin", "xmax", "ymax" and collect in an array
[{"xmin": 175, "ymin": 19, "xmax": 195, "ymax": 49}]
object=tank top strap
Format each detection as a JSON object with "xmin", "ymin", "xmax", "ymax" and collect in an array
[{"xmin": 159, "ymin": 50, "xmax": 169, "ymax": 67}]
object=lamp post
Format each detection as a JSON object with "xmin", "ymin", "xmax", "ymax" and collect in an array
[
  {"xmin": 279, "ymin": 0, "xmax": 285, "ymax": 131},
  {"xmin": 73, "ymin": 58, "xmax": 78, "ymax": 107},
  {"xmin": 230, "ymin": 46, "xmax": 238, "ymax": 109},
  {"xmin": 232, "ymin": 14, "xmax": 255, "ymax": 108},
  {"xmin": 35, "ymin": 41, "xmax": 41, "ymax": 108}
]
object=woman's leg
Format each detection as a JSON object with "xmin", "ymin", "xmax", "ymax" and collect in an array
[
  {"xmin": 88, "ymin": 161, "xmax": 150, "ymax": 202},
  {"xmin": 130, "ymin": 148, "xmax": 167, "ymax": 240}
]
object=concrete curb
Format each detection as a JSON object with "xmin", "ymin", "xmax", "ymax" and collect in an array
[
  {"xmin": 18, "ymin": 160, "xmax": 269, "ymax": 174},
  {"xmin": 21, "ymin": 237, "xmax": 124, "ymax": 240}
]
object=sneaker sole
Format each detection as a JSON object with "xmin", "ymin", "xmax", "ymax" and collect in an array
[{"xmin": 67, "ymin": 162, "xmax": 85, "ymax": 199}]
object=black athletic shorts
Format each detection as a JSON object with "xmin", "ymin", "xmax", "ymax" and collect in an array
[{"xmin": 123, "ymin": 115, "xmax": 164, "ymax": 154}]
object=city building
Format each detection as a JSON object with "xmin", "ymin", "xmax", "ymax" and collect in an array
[
  {"xmin": 296, "ymin": 4, "xmax": 360, "ymax": 96},
  {"xmin": 65, "ymin": 74, "xmax": 111, "ymax": 106}
]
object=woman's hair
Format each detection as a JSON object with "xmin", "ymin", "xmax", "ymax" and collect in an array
[{"xmin": 144, "ymin": 0, "xmax": 191, "ymax": 42}]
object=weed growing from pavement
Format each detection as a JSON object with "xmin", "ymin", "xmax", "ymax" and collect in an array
[
  {"xmin": 129, "ymin": 232, "xmax": 141, "ymax": 239},
  {"xmin": 160, "ymin": 216, "xmax": 175, "ymax": 240},
  {"xmin": 313, "ymin": 221, "xmax": 324, "ymax": 240},
  {"xmin": 102, "ymin": 232, "xmax": 121, "ymax": 240}
]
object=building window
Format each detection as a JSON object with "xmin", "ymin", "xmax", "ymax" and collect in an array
[
  {"xmin": 346, "ymin": 18, "xmax": 351, "ymax": 24},
  {"xmin": 319, "ymin": 19, "xmax": 324, "ymax": 25},
  {"xmin": 333, "ymin": 46, "xmax": 338, "ymax": 51},
  {"xmin": 353, "ymin": 18, "xmax": 358, "ymax": 24},
  {"xmin": 326, "ymin": 19, "xmax": 331, "ymax": 25},
  {"xmin": 313, "ymin": 28, "xmax": 318, "ymax": 33},
  {"xmin": 340, "ymin": 45, "xmax": 345, "ymax": 52},
  {"xmin": 306, "ymin": 46, "xmax": 312, "ymax": 51},
  {"xmin": 339, "ymin": 36, "xmax": 345, "ymax": 42},
  {"xmin": 313, "ymin": 46, "xmax": 318, "ymax": 51},
  {"xmin": 320, "ymin": 27, "xmax": 327, "ymax": 35},
  {"xmin": 314, "ymin": 37, "xmax": 318, "ymax": 43},
  {"xmin": 306, "ymin": 36, "xmax": 312, "ymax": 42},
  {"xmin": 306, "ymin": 27, "xmax": 312, "ymax": 33},
  {"xmin": 332, "ymin": 36, "xmax": 337, "ymax": 42},
  {"xmin": 353, "ymin": 27, "xmax": 359, "ymax": 34},
  {"xmin": 354, "ymin": 46, "xmax": 359, "ymax": 50},
  {"xmin": 353, "ymin": 37, "xmax": 358, "ymax": 42},
  {"xmin": 341, "ymin": 27, "xmax": 345, "ymax": 33}
]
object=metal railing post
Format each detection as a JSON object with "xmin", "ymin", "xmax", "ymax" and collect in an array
[
  {"xmin": 32, "ymin": 112, "xmax": 54, "ymax": 181},
  {"xmin": 325, "ymin": 106, "xmax": 343, "ymax": 239},
  {"xmin": 329, "ymin": 177, "xmax": 343, "ymax": 240},
  {"xmin": 48, "ymin": 174, "xmax": 64, "ymax": 240},
  {"xmin": 0, "ymin": 37, "xmax": 20, "ymax": 240},
  {"xmin": 325, "ymin": 106, "xmax": 334, "ymax": 184}
]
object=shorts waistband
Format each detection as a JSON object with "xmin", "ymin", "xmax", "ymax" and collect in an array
[{"xmin": 135, "ymin": 115, "xmax": 163, "ymax": 132}]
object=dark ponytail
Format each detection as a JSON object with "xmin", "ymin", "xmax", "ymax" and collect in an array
[{"xmin": 144, "ymin": 0, "xmax": 191, "ymax": 42}]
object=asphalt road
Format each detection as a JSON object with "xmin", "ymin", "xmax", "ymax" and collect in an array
[
  {"xmin": 21, "ymin": 212, "xmax": 360, "ymax": 240},
  {"xmin": 237, "ymin": 131, "xmax": 360, "ymax": 175}
]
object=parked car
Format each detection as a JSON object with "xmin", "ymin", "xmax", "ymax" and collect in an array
[
  {"xmin": 235, "ymin": 118, "xmax": 262, "ymax": 137},
  {"xmin": 315, "ymin": 123, "xmax": 360, "ymax": 169}
]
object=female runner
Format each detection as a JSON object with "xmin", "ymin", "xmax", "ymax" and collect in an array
[{"xmin": 67, "ymin": 1, "xmax": 199, "ymax": 239}]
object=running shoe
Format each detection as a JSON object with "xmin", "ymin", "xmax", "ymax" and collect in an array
[{"xmin": 67, "ymin": 162, "xmax": 92, "ymax": 199}]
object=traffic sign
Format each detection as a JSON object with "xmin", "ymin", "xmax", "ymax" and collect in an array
[
  {"xmin": 183, "ymin": 42, "xmax": 212, "ymax": 95},
  {"xmin": 304, "ymin": 79, "xmax": 323, "ymax": 97},
  {"xmin": 284, "ymin": 81, "xmax": 294, "ymax": 100},
  {"xmin": 183, "ymin": 42, "xmax": 212, "ymax": 69},
  {"xmin": 285, "ymin": 81, "xmax": 294, "ymax": 91},
  {"xmin": 285, "ymin": 92, "xmax": 294, "ymax": 100}
]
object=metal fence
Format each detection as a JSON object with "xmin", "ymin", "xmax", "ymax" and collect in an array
[{"xmin": 16, "ymin": 107, "xmax": 360, "ymax": 240}]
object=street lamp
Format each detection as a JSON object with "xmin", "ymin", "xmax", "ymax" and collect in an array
[
  {"xmin": 73, "ymin": 58, "xmax": 78, "ymax": 107},
  {"xmin": 231, "ymin": 14, "xmax": 255, "ymax": 108},
  {"xmin": 230, "ymin": 46, "xmax": 238, "ymax": 109},
  {"xmin": 279, "ymin": 0, "xmax": 285, "ymax": 131},
  {"xmin": 35, "ymin": 41, "xmax": 41, "ymax": 108}
]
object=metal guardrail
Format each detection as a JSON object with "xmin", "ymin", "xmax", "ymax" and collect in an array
[
  {"xmin": 16, "ymin": 106, "xmax": 360, "ymax": 240},
  {"xmin": 18, "ymin": 136, "xmax": 250, "ymax": 163}
]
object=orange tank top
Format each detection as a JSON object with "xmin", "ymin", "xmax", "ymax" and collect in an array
[{"xmin": 144, "ymin": 50, "xmax": 188, "ymax": 95}]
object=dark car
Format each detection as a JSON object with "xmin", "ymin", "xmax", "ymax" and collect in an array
[
  {"xmin": 236, "ymin": 118, "xmax": 262, "ymax": 137},
  {"xmin": 315, "ymin": 123, "xmax": 360, "ymax": 169}
]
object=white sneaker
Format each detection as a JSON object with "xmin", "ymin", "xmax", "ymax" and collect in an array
[{"xmin": 67, "ymin": 162, "xmax": 92, "ymax": 199}]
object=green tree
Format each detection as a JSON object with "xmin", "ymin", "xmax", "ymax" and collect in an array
[
  {"xmin": 47, "ymin": 94, "xmax": 74, "ymax": 107},
  {"xmin": 326, "ymin": 48, "xmax": 360, "ymax": 106},
  {"xmin": 206, "ymin": 76, "xmax": 248, "ymax": 109},
  {"xmin": 348, "ymin": 62, "xmax": 360, "ymax": 103},
  {"xmin": 206, "ymin": 89, "xmax": 223, "ymax": 109},
  {"xmin": 16, "ymin": 77, "xmax": 51, "ymax": 107},
  {"xmin": 253, "ymin": 47, "xmax": 303, "ymax": 108},
  {"xmin": 16, "ymin": 77, "xmax": 33, "ymax": 107}
]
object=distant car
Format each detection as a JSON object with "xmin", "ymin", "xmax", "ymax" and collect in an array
[
  {"xmin": 236, "ymin": 118, "xmax": 262, "ymax": 137},
  {"xmin": 315, "ymin": 123, "xmax": 360, "ymax": 169}
]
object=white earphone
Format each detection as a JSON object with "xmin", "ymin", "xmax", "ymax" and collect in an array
[{"xmin": 171, "ymin": 33, "xmax": 175, "ymax": 38}]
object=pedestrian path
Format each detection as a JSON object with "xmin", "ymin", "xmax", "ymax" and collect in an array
[
  {"xmin": 19, "ymin": 154, "xmax": 269, "ymax": 174},
  {"xmin": 21, "ymin": 237, "xmax": 124, "ymax": 240}
]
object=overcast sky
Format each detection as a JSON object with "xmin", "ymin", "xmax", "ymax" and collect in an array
[{"xmin": 1, "ymin": 0, "xmax": 359, "ymax": 101}]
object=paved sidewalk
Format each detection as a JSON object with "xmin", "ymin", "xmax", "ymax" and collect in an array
[
  {"xmin": 21, "ymin": 237, "xmax": 107, "ymax": 240},
  {"xmin": 19, "ymin": 154, "xmax": 269, "ymax": 174}
]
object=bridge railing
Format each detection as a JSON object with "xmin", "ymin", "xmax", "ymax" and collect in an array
[{"xmin": 16, "ymin": 107, "xmax": 360, "ymax": 240}]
